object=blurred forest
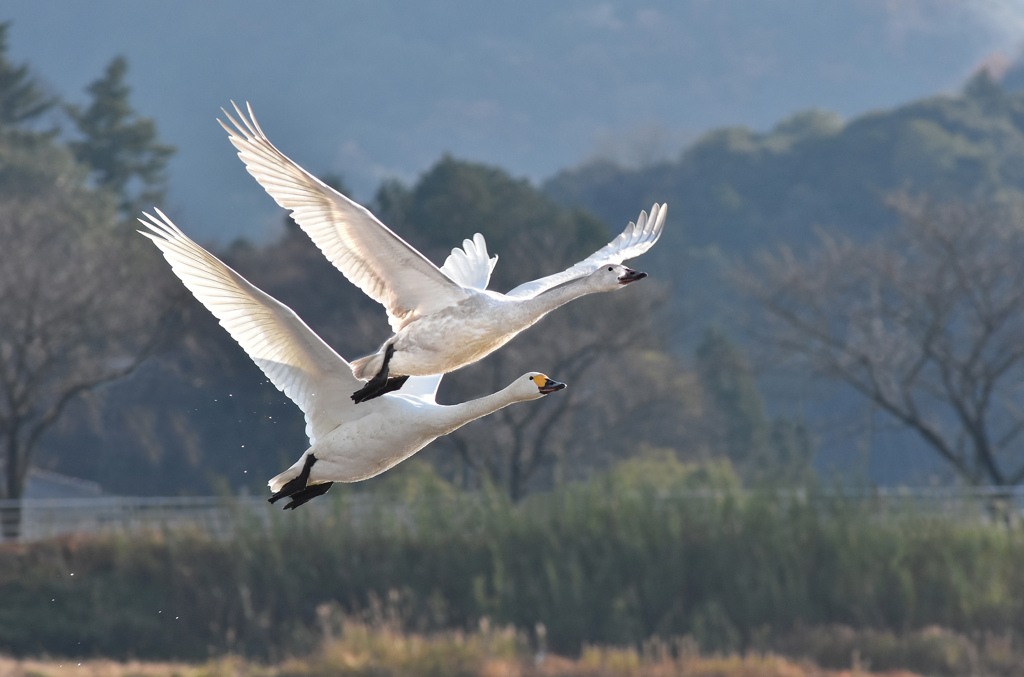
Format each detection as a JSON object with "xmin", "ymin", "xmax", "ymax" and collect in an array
[
  {"xmin": 545, "ymin": 71, "xmax": 1024, "ymax": 351},
  {"xmin": 0, "ymin": 24, "xmax": 178, "ymax": 515},
  {"xmin": 0, "ymin": 23, "xmax": 803, "ymax": 500},
  {"xmin": 546, "ymin": 69, "xmax": 1024, "ymax": 483},
  {"xmin": 4, "ymin": 21, "xmax": 1024, "ymax": 500}
]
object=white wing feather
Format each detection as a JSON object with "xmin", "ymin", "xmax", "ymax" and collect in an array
[
  {"xmin": 505, "ymin": 203, "xmax": 667, "ymax": 299},
  {"xmin": 439, "ymin": 233, "xmax": 498, "ymax": 291},
  {"xmin": 138, "ymin": 209, "xmax": 357, "ymax": 445},
  {"xmin": 220, "ymin": 102, "xmax": 469, "ymax": 332},
  {"xmin": 399, "ymin": 374, "xmax": 445, "ymax": 401}
]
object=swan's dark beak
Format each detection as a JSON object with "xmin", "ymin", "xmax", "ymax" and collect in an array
[
  {"xmin": 618, "ymin": 268, "xmax": 647, "ymax": 285},
  {"xmin": 539, "ymin": 378, "xmax": 567, "ymax": 395}
]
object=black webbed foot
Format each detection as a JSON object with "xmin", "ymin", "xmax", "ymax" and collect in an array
[
  {"xmin": 269, "ymin": 454, "xmax": 317, "ymax": 505},
  {"xmin": 283, "ymin": 481, "xmax": 333, "ymax": 510},
  {"xmin": 352, "ymin": 344, "xmax": 404, "ymax": 403}
]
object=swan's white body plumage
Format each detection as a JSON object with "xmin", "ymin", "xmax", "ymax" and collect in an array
[
  {"xmin": 220, "ymin": 103, "xmax": 666, "ymax": 381},
  {"xmin": 138, "ymin": 209, "xmax": 561, "ymax": 493}
]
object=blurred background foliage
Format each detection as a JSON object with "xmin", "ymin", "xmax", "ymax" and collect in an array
[{"xmin": 12, "ymin": 19, "xmax": 1024, "ymax": 498}]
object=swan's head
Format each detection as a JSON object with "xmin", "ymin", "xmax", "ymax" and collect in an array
[
  {"xmin": 589, "ymin": 264, "xmax": 648, "ymax": 291},
  {"xmin": 513, "ymin": 372, "xmax": 567, "ymax": 400}
]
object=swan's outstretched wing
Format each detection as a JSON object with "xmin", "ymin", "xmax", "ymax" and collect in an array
[
  {"xmin": 220, "ymin": 102, "xmax": 469, "ymax": 332},
  {"xmin": 138, "ymin": 209, "xmax": 356, "ymax": 445},
  {"xmin": 505, "ymin": 203, "xmax": 666, "ymax": 299},
  {"xmin": 439, "ymin": 233, "xmax": 497, "ymax": 291}
]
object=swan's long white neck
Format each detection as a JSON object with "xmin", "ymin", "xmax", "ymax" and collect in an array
[
  {"xmin": 514, "ymin": 278, "xmax": 595, "ymax": 325},
  {"xmin": 433, "ymin": 382, "xmax": 529, "ymax": 436}
]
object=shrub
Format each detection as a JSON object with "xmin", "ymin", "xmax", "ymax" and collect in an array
[{"xmin": 0, "ymin": 458, "xmax": 1022, "ymax": 674}]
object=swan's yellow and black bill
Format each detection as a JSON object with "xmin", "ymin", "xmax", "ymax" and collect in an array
[
  {"xmin": 618, "ymin": 268, "xmax": 647, "ymax": 285},
  {"xmin": 538, "ymin": 378, "xmax": 566, "ymax": 395}
]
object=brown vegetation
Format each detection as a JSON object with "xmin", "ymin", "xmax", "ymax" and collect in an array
[{"xmin": 0, "ymin": 618, "xmax": 926, "ymax": 677}]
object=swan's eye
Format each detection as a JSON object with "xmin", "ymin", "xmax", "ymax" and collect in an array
[{"xmin": 607, "ymin": 266, "xmax": 614, "ymax": 272}]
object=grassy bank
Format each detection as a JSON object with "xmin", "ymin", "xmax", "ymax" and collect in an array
[{"xmin": 1, "ymin": 458, "xmax": 1022, "ymax": 674}]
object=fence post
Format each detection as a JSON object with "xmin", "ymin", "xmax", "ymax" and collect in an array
[{"xmin": 0, "ymin": 500, "xmax": 21, "ymax": 541}]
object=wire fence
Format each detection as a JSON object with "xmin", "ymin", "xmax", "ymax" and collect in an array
[
  {"xmin": 2, "ymin": 485, "xmax": 1024, "ymax": 542},
  {"xmin": 0, "ymin": 495, "xmax": 270, "ymax": 542}
]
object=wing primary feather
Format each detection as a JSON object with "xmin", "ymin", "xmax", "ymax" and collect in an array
[
  {"xmin": 219, "ymin": 102, "xmax": 471, "ymax": 332},
  {"xmin": 138, "ymin": 208, "xmax": 358, "ymax": 445}
]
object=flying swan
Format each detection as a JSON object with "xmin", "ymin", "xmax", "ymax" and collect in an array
[
  {"xmin": 220, "ymin": 102, "xmax": 666, "ymax": 403},
  {"xmin": 138, "ymin": 209, "xmax": 567, "ymax": 510}
]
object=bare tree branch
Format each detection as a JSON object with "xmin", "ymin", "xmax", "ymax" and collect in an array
[
  {"xmin": 737, "ymin": 194, "xmax": 1024, "ymax": 486},
  {"xmin": 0, "ymin": 188, "xmax": 177, "ymax": 519}
]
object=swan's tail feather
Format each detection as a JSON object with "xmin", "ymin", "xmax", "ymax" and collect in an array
[{"xmin": 351, "ymin": 352, "xmax": 384, "ymax": 381}]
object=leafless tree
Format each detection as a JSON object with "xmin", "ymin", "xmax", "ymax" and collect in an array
[
  {"xmin": 0, "ymin": 190, "xmax": 175, "ymax": 538},
  {"xmin": 736, "ymin": 194, "xmax": 1024, "ymax": 486}
]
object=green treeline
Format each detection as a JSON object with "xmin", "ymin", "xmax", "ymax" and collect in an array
[{"xmin": 1, "ymin": 459, "xmax": 1019, "ymax": 667}]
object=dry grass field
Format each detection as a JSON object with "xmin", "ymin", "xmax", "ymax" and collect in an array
[{"xmin": 0, "ymin": 621, "xmax": 923, "ymax": 677}]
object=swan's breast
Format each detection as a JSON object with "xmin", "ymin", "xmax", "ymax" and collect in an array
[{"xmin": 310, "ymin": 399, "xmax": 440, "ymax": 482}]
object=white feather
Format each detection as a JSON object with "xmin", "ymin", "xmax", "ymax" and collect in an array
[
  {"xmin": 138, "ymin": 208, "xmax": 354, "ymax": 445},
  {"xmin": 220, "ymin": 102, "xmax": 469, "ymax": 332}
]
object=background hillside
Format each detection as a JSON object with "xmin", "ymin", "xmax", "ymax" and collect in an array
[
  {"xmin": 4, "ymin": 8, "xmax": 1024, "ymax": 494},
  {"xmin": 547, "ymin": 71, "xmax": 1024, "ymax": 275},
  {"xmin": 27, "ymin": 71, "xmax": 1024, "ymax": 495},
  {"xmin": 539, "ymin": 73, "xmax": 1024, "ymax": 483}
]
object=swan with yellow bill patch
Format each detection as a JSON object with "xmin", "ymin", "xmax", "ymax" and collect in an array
[
  {"xmin": 138, "ymin": 209, "xmax": 567, "ymax": 510},
  {"xmin": 220, "ymin": 102, "xmax": 665, "ymax": 403}
]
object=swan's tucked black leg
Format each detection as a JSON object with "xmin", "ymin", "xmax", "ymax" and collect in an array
[
  {"xmin": 351, "ymin": 343, "xmax": 400, "ymax": 403},
  {"xmin": 283, "ymin": 481, "xmax": 333, "ymax": 510},
  {"xmin": 269, "ymin": 453, "xmax": 317, "ymax": 505},
  {"xmin": 378, "ymin": 375, "xmax": 410, "ymax": 396}
]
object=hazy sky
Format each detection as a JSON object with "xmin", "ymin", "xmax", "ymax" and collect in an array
[{"xmin": 6, "ymin": 1, "xmax": 1023, "ymax": 241}]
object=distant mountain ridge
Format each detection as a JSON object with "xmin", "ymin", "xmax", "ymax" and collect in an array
[
  {"xmin": 545, "ymin": 72, "xmax": 1024, "ymax": 269},
  {"xmin": 542, "ymin": 73, "xmax": 1024, "ymax": 482}
]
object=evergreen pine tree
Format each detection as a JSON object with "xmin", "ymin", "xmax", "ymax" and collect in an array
[
  {"xmin": 0, "ymin": 22, "xmax": 56, "ymax": 132},
  {"xmin": 67, "ymin": 55, "xmax": 175, "ymax": 216}
]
